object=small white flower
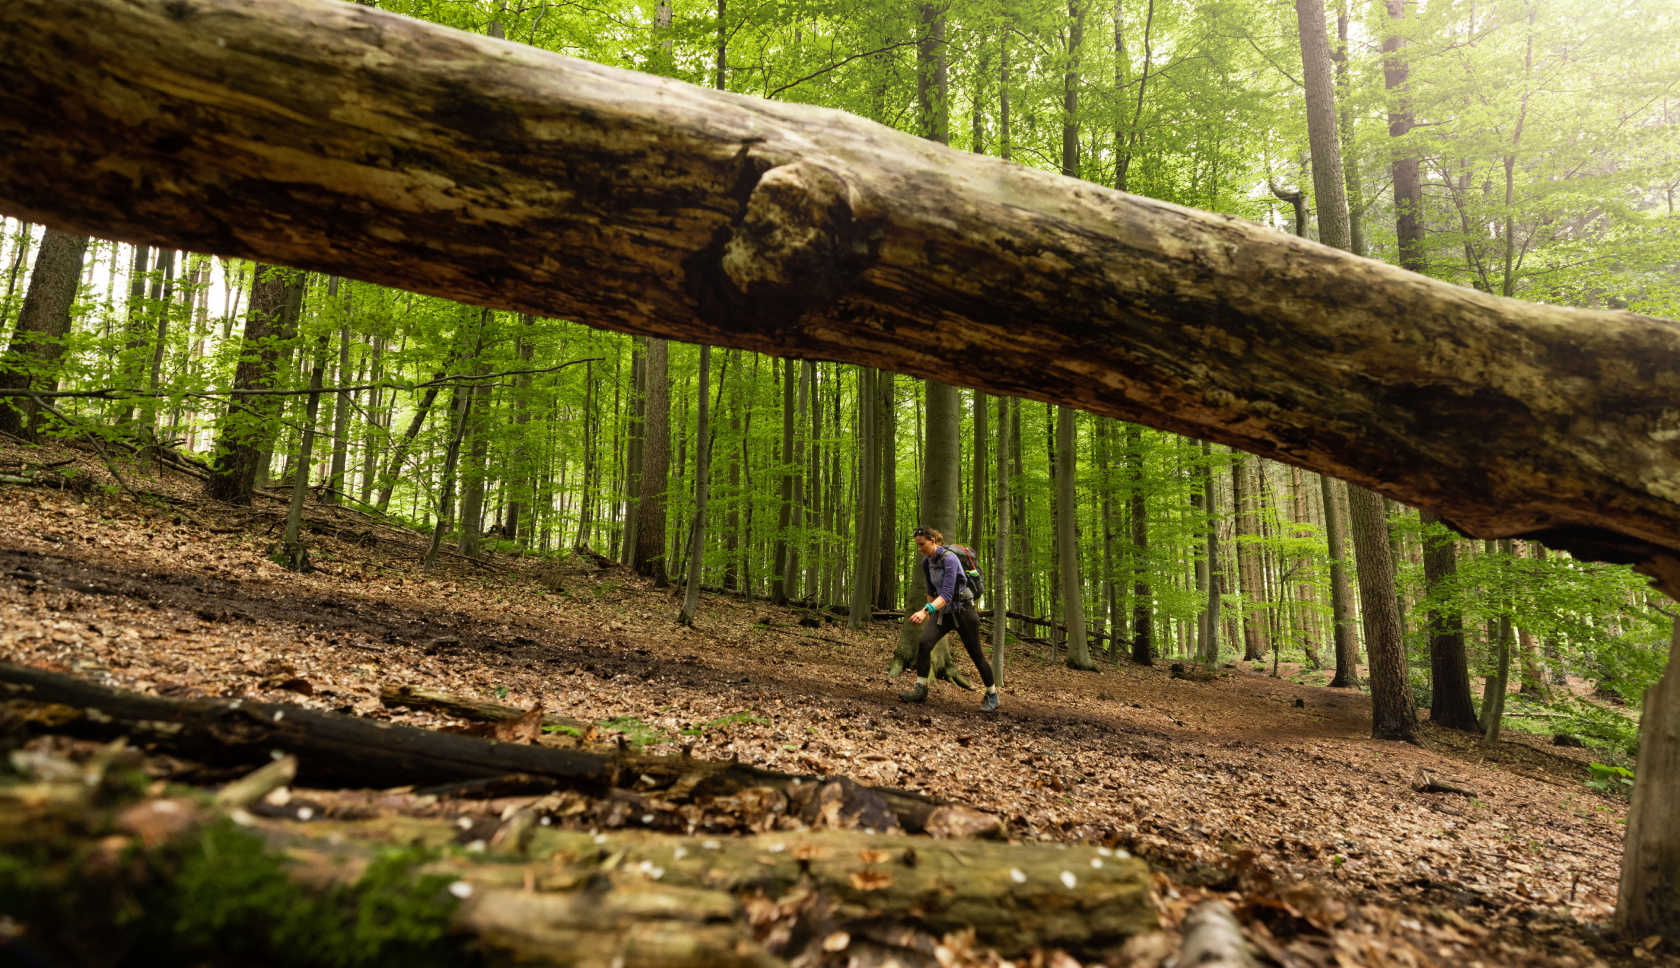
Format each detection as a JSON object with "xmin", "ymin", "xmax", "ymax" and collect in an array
[
  {"xmin": 703, "ymin": 839, "xmax": 721, "ymax": 850},
  {"xmin": 1090, "ymin": 858, "xmax": 1103, "ymax": 869},
  {"xmin": 448, "ymin": 881, "xmax": 474, "ymax": 899},
  {"xmin": 1060, "ymin": 871, "xmax": 1077, "ymax": 889},
  {"xmin": 1009, "ymin": 868, "xmax": 1026, "ymax": 884}
]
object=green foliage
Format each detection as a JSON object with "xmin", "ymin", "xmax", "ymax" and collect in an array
[
  {"xmin": 1586, "ymin": 762, "xmax": 1636, "ymax": 797},
  {"xmin": 681, "ymin": 710, "xmax": 770, "ymax": 736}
]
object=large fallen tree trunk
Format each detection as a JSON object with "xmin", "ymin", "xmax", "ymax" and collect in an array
[
  {"xmin": 3, "ymin": 1, "xmax": 1680, "ymax": 593},
  {"xmin": 3, "ymin": 744, "xmax": 1153, "ymax": 966},
  {"xmin": 0, "ymin": 661, "xmax": 942, "ymax": 832}
]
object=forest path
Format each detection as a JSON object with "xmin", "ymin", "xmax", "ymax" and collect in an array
[{"xmin": 0, "ymin": 441, "xmax": 1657, "ymax": 967}]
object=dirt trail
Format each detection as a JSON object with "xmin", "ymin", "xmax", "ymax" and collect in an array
[{"xmin": 0, "ymin": 441, "xmax": 1664, "ymax": 967}]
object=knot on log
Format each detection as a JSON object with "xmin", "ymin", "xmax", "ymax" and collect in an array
[{"xmin": 718, "ymin": 159, "xmax": 878, "ymax": 328}]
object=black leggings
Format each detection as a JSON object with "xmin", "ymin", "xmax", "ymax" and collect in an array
[{"xmin": 916, "ymin": 604, "xmax": 996, "ymax": 688}]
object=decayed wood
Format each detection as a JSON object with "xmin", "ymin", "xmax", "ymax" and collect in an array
[
  {"xmin": 0, "ymin": 661, "xmax": 944, "ymax": 832},
  {"xmin": 1174, "ymin": 900, "xmax": 1260, "ymax": 968},
  {"xmin": 4, "ymin": 0, "xmax": 1680, "ymax": 592},
  {"xmin": 379, "ymin": 683, "xmax": 593, "ymax": 732},
  {"xmin": 3, "ymin": 750, "xmax": 1154, "ymax": 967}
]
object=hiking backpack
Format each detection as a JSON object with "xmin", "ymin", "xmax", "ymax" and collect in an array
[{"xmin": 946, "ymin": 544, "xmax": 986, "ymax": 602}]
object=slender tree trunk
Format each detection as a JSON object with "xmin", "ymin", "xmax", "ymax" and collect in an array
[
  {"xmin": 992, "ymin": 396, "xmax": 1012, "ymax": 685},
  {"xmin": 622, "ymin": 337, "xmax": 645, "ymax": 563},
  {"xmin": 1200, "ymin": 440, "xmax": 1223, "ymax": 665},
  {"xmin": 679, "ymin": 344, "xmax": 712, "ymax": 625},
  {"xmin": 772, "ymin": 358, "xmax": 794, "ymax": 604},
  {"xmin": 972, "ymin": 390, "xmax": 987, "ymax": 546},
  {"xmin": 1419, "ymin": 510, "xmax": 1478, "ymax": 731},
  {"xmin": 1058, "ymin": 407, "xmax": 1096, "ymax": 670},
  {"xmin": 1479, "ymin": 542, "xmax": 1515, "ymax": 742},
  {"xmin": 1348, "ymin": 485, "xmax": 1424, "ymax": 744},
  {"xmin": 0, "ymin": 229, "xmax": 88, "ymax": 440},
  {"xmin": 375, "ymin": 378, "xmax": 444, "ymax": 513},
  {"xmin": 724, "ymin": 357, "xmax": 742, "ymax": 591},
  {"xmin": 1323, "ymin": 475, "xmax": 1360, "ymax": 684},
  {"xmin": 783, "ymin": 361, "xmax": 810, "ymax": 599},
  {"xmin": 207, "ymin": 265, "xmax": 297, "ymax": 505},
  {"xmin": 423, "ymin": 370, "xmax": 475, "ymax": 574},
  {"xmin": 280, "ymin": 331, "xmax": 329, "ymax": 571},
  {"xmin": 1126, "ymin": 425, "xmax": 1152, "ymax": 664},
  {"xmin": 634, "ymin": 338, "xmax": 670, "ymax": 586},
  {"xmin": 326, "ymin": 301, "xmax": 352, "ymax": 503},
  {"xmin": 848, "ymin": 367, "xmax": 880, "ymax": 631},
  {"xmin": 1233, "ymin": 455, "xmax": 1268, "ymax": 661},
  {"xmin": 457, "ymin": 312, "xmax": 494, "ymax": 559},
  {"xmin": 877, "ymin": 371, "xmax": 898, "ymax": 612},
  {"xmin": 506, "ymin": 314, "xmax": 535, "ymax": 544},
  {"xmin": 1384, "ymin": 1, "xmax": 1425, "ymax": 274},
  {"xmin": 1097, "ymin": 420, "xmax": 1119, "ymax": 660},
  {"xmin": 139, "ymin": 247, "xmax": 175, "ymax": 437}
]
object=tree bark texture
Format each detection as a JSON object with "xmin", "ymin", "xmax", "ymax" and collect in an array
[
  {"xmin": 1294, "ymin": 0, "xmax": 1351, "ymax": 254},
  {"xmin": 8, "ymin": 0, "xmax": 1680, "ymax": 591},
  {"xmin": 678, "ymin": 344, "xmax": 711, "ymax": 625},
  {"xmin": 1383, "ymin": 0, "xmax": 1425, "ymax": 274},
  {"xmin": 1419, "ymin": 510, "xmax": 1478, "ymax": 732},
  {"xmin": 206, "ymin": 264, "xmax": 296, "ymax": 505},
  {"xmin": 1057, "ymin": 407, "xmax": 1096, "ymax": 669},
  {"xmin": 634, "ymin": 338, "xmax": 670, "ymax": 586},
  {"xmin": 1233, "ymin": 455, "xmax": 1268, "ymax": 662},
  {"xmin": 6, "ymin": 781, "xmax": 1153, "ymax": 966},
  {"xmin": 1616, "ymin": 620, "xmax": 1680, "ymax": 942},
  {"xmin": 0, "ymin": 228, "xmax": 88, "ymax": 440},
  {"xmin": 1322, "ymin": 475, "xmax": 1361, "ymax": 686},
  {"xmin": 0, "ymin": 660, "xmax": 948, "ymax": 834},
  {"xmin": 1126, "ymin": 426, "xmax": 1152, "ymax": 665},
  {"xmin": 1346, "ymin": 486, "xmax": 1423, "ymax": 743}
]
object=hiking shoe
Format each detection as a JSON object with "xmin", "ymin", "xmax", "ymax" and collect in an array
[
  {"xmin": 980, "ymin": 690, "xmax": 1000, "ymax": 712},
  {"xmin": 898, "ymin": 683, "xmax": 928, "ymax": 704}
]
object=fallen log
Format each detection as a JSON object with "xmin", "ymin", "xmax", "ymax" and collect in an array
[
  {"xmin": 379, "ymin": 683, "xmax": 594, "ymax": 733},
  {"xmin": 5, "ymin": 0, "xmax": 1680, "ymax": 594},
  {"xmin": 3, "ymin": 749, "xmax": 1154, "ymax": 966},
  {"xmin": 0, "ymin": 661, "xmax": 943, "ymax": 832}
]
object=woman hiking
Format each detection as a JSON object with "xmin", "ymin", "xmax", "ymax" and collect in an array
[{"xmin": 899, "ymin": 526, "xmax": 1000, "ymax": 711}]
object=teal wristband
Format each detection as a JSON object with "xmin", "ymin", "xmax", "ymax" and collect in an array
[{"xmin": 924, "ymin": 603, "xmax": 937, "ymax": 615}]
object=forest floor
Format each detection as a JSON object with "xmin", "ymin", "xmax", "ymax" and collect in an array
[{"xmin": 0, "ymin": 437, "xmax": 1670, "ymax": 968}]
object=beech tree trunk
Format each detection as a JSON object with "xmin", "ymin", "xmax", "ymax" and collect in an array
[
  {"xmin": 1233, "ymin": 455, "xmax": 1268, "ymax": 662},
  {"xmin": 992, "ymin": 396, "xmax": 1012, "ymax": 684},
  {"xmin": 375, "ymin": 378, "xmax": 445, "ymax": 513},
  {"xmin": 1420, "ymin": 510, "xmax": 1478, "ymax": 731},
  {"xmin": 1616, "ymin": 620, "xmax": 1680, "ymax": 942},
  {"xmin": 848, "ymin": 367, "xmax": 879, "ymax": 631},
  {"xmin": 207, "ymin": 265, "xmax": 298, "ymax": 505},
  {"xmin": 1347, "ymin": 485, "xmax": 1423, "ymax": 744},
  {"xmin": 1322, "ymin": 475, "xmax": 1361, "ymax": 685},
  {"xmin": 634, "ymin": 339, "xmax": 670, "ymax": 586},
  {"xmin": 1126, "ymin": 426, "xmax": 1152, "ymax": 665},
  {"xmin": 1058, "ymin": 406, "xmax": 1096, "ymax": 670},
  {"xmin": 678, "ymin": 344, "xmax": 712, "ymax": 626},
  {"xmin": 9, "ymin": 0, "xmax": 1680, "ymax": 591},
  {"xmin": 1200, "ymin": 440, "xmax": 1223, "ymax": 665},
  {"xmin": 0, "ymin": 228, "xmax": 88, "ymax": 440}
]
